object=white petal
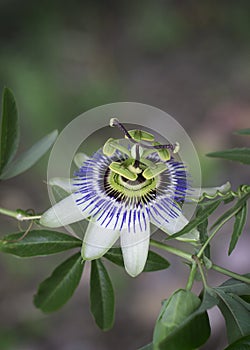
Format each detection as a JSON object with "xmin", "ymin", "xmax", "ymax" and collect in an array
[
  {"xmin": 74, "ymin": 152, "xmax": 89, "ymax": 168},
  {"xmin": 152, "ymin": 212, "xmax": 199, "ymax": 242},
  {"xmin": 48, "ymin": 177, "xmax": 75, "ymax": 193},
  {"xmin": 121, "ymin": 222, "xmax": 150, "ymax": 277},
  {"xmin": 81, "ymin": 220, "xmax": 120, "ymax": 260},
  {"xmin": 40, "ymin": 192, "xmax": 90, "ymax": 228},
  {"xmin": 190, "ymin": 182, "xmax": 231, "ymax": 199}
]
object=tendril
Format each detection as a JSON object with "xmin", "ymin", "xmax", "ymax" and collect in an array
[
  {"xmin": 198, "ymin": 184, "xmax": 250, "ymax": 203},
  {"xmin": 2, "ymin": 209, "xmax": 39, "ymax": 243}
]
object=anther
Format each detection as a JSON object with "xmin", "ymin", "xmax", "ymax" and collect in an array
[{"xmin": 152, "ymin": 144, "xmax": 174, "ymax": 151}]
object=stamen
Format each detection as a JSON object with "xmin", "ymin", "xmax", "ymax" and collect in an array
[
  {"xmin": 109, "ymin": 118, "xmax": 180, "ymax": 158},
  {"xmin": 143, "ymin": 142, "xmax": 180, "ymax": 157},
  {"xmin": 150, "ymin": 144, "xmax": 174, "ymax": 151}
]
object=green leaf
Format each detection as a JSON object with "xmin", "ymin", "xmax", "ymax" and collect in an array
[
  {"xmin": 200, "ymin": 288, "xmax": 219, "ymax": 311},
  {"xmin": 104, "ymin": 249, "xmax": 170, "ymax": 272},
  {"xmin": 207, "ymin": 148, "xmax": 250, "ymax": 165},
  {"xmin": 164, "ymin": 200, "xmax": 221, "ymax": 241},
  {"xmin": 216, "ymin": 275, "xmax": 250, "ymax": 296},
  {"xmin": 34, "ymin": 252, "xmax": 84, "ymax": 312},
  {"xmin": 144, "ymin": 251, "xmax": 170, "ymax": 272},
  {"xmin": 224, "ymin": 335, "xmax": 250, "ymax": 350},
  {"xmin": 0, "ymin": 230, "xmax": 81, "ymax": 257},
  {"xmin": 138, "ymin": 343, "xmax": 153, "ymax": 350},
  {"xmin": 228, "ymin": 203, "xmax": 248, "ymax": 255},
  {"xmin": 104, "ymin": 248, "xmax": 124, "ymax": 267},
  {"xmin": 212, "ymin": 193, "xmax": 250, "ymax": 230},
  {"xmin": 241, "ymin": 295, "xmax": 250, "ymax": 303},
  {"xmin": 90, "ymin": 259, "xmax": 115, "ymax": 331},
  {"xmin": 0, "ymin": 129, "xmax": 58, "ymax": 179},
  {"xmin": 0, "ymin": 87, "xmax": 19, "ymax": 172},
  {"xmin": 153, "ymin": 289, "xmax": 211, "ymax": 350},
  {"xmin": 233, "ymin": 295, "xmax": 250, "ymax": 311},
  {"xmin": 235, "ymin": 128, "xmax": 250, "ymax": 136},
  {"xmin": 214, "ymin": 289, "xmax": 250, "ymax": 344}
]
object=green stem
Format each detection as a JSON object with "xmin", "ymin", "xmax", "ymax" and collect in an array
[
  {"xmin": 186, "ymin": 261, "xmax": 197, "ymax": 291},
  {"xmin": 196, "ymin": 258, "xmax": 208, "ymax": 289},
  {"xmin": 212, "ymin": 264, "xmax": 250, "ymax": 284},
  {"xmin": 0, "ymin": 207, "xmax": 20, "ymax": 219},
  {"xmin": 150, "ymin": 239, "xmax": 193, "ymax": 262},
  {"xmin": 150, "ymin": 239, "xmax": 250, "ymax": 285},
  {"xmin": 186, "ymin": 256, "xmax": 209, "ymax": 291},
  {"xmin": 0, "ymin": 207, "xmax": 41, "ymax": 221},
  {"xmin": 197, "ymin": 210, "xmax": 236, "ymax": 259}
]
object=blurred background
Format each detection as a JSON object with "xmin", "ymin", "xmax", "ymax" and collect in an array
[{"xmin": 0, "ymin": 1, "xmax": 249, "ymax": 349}]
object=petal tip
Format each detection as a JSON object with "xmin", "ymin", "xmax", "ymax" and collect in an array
[
  {"xmin": 81, "ymin": 243, "xmax": 100, "ymax": 260},
  {"xmin": 125, "ymin": 265, "xmax": 144, "ymax": 277}
]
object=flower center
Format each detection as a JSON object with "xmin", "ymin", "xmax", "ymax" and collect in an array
[{"xmin": 104, "ymin": 158, "xmax": 158, "ymax": 204}]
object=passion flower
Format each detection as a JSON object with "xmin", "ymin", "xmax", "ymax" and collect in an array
[{"xmin": 41, "ymin": 119, "xmax": 198, "ymax": 276}]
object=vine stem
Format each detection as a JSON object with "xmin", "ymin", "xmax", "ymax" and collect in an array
[
  {"xmin": 0, "ymin": 207, "xmax": 41, "ymax": 221},
  {"xmin": 150, "ymin": 239, "xmax": 193, "ymax": 262},
  {"xmin": 212, "ymin": 264, "xmax": 250, "ymax": 284},
  {"xmin": 196, "ymin": 257, "xmax": 208, "ymax": 289},
  {"xmin": 150, "ymin": 239, "xmax": 250, "ymax": 285},
  {"xmin": 197, "ymin": 209, "xmax": 237, "ymax": 259}
]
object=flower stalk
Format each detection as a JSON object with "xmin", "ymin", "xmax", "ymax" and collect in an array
[{"xmin": 0, "ymin": 207, "xmax": 41, "ymax": 221}]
